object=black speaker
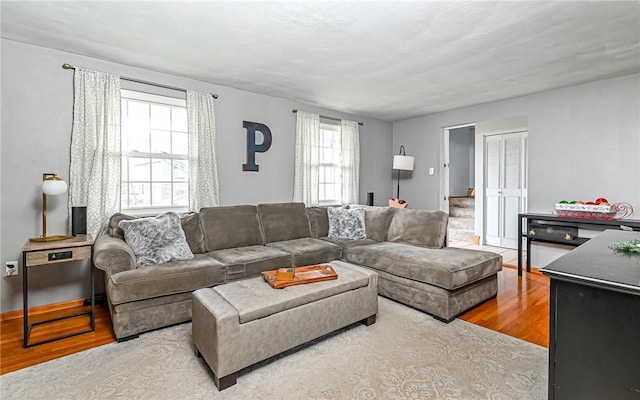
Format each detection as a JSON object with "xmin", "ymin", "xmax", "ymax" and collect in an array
[
  {"xmin": 367, "ymin": 192, "xmax": 374, "ymax": 206},
  {"xmin": 72, "ymin": 206, "xmax": 87, "ymax": 236}
]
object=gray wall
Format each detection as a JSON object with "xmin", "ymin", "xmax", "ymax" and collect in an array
[
  {"xmin": 394, "ymin": 73, "xmax": 640, "ymax": 266},
  {"xmin": 0, "ymin": 39, "xmax": 393, "ymax": 312},
  {"xmin": 449, "ymin": 126, "xmax": 475, "ymax": 197}
]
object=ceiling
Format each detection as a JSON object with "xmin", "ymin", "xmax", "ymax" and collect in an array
[{"xmin": 2, "ymin": 1, "xmax": 639, "ymax": 121}]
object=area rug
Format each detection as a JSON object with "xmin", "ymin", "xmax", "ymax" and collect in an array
[{"xmin": 0, "ymin": 297, "xmax": 547, "ymax": 399}]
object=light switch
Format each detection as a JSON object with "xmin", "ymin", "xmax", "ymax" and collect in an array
[{"xmin": 429, "ymin": 168, "xmax": 434, "ymax": 175}]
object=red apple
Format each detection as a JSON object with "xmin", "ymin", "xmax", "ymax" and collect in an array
[{"xmin": 595, "ymin": 198, "xmax": 609, "ymax": 205}]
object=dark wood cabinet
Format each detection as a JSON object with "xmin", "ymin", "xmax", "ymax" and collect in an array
[{"xmin": 541, "ymin": 230, "xmax": 640, "ymax": 400}]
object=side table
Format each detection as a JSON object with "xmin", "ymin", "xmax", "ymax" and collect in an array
[{"xmin": 22, "ymin": 235, "xmax": 95, "ymax": 347}]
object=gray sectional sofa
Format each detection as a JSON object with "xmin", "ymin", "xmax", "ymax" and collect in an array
[{"xmin": 93, "ymin": 202, "xmax": 502, "ymax": 340}]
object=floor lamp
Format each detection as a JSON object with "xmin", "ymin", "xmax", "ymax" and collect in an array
[{"xmin": 392, "ymin": 145, "xmax": 415, "ymax": 205}]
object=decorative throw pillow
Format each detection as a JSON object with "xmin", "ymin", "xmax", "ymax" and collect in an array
[
  {"xmin": 327, "ymin": 207, "xmax": 366, "ymax": 240},
  {"xmin": 119, "ymin": 212, "xmax": 194, "ymax": 267}
]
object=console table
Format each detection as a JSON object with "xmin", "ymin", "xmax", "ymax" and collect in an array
[
  {"xmin": 22, "ymin": 235, "xmax": 95, "ymax": 347},
  {"xmin": 517, "ymin": 213, "xmax": 640, "ymax": 275},
  {"xmin": 540, "ymin": 230, "xmax": 640, "ymax": 399}
]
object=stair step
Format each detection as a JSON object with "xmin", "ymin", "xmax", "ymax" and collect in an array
[
  {"xmin": 449, "ymin": 197, "xmax": 475, "ymax": 208},
  {"xmin": 448, "ymin": 228, "xmax": 474, "ymax": 242},
  {"xmin": 449, "ymin": 217, "xmax": 474, "ymax": 231},
  {"xmin": 449, "ymin": 206, "xmax": 474, "ymax": 218}
]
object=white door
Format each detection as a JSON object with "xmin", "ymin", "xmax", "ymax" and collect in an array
[{"xmin": 484, "ymin": 131, "xmax": 527, "ymax": 248}]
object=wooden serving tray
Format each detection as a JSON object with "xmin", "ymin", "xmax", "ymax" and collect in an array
[{"xmin": 262, "ymin": 265, "xmax": 338, "ymax": 289}]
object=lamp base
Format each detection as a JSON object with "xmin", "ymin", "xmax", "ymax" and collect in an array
[{"xmin": 30, "ymin": 234, "xmax": 74, "ymax": 243}]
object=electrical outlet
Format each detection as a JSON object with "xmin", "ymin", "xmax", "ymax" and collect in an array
[{"xmin": 5, "ymin": 261, "xmax": 18, "ymax": 277}]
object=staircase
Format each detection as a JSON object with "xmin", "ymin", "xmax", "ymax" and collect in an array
[{"xmin": 448, "ymin": 197, "xmax": 475, "ymax": 243}]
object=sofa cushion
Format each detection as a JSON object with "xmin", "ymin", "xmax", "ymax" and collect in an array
[
  {"xmin": 307, "ymin": 207, "xmax": 329, "ymax": 238},
  {"xmin": 213, "ymin": 261, "xmax": 370, "ymax": 324},
  {"xmin": 327, "ymin": 207, "xmax": 366, "ymax": 240},
  {"xmin": 266, "ymin": 238, "xmax": 342, "ymax": 267},
  {"xmin": 206, "ymin": 245, "xmax": 292, "ymax": 282},
  {"xmin": 200, "ymin": 205, "xmax": 264, "ymax": 251},
  {"xmin": 107, "ymin": 254, "xmax": 226, "ymax": 305},
  {"xmin": 258, "ymin": 202, "xmax": 311, "ymax": 243},
  {"xmin": 344, "ymin": 242, "xmax": 502, "ymax": 290},
  {"xmin": 180, "ymin": 212, "xmax": 205, "ymax": 254},
  {"xmin": 349, "ymin": 205, "xmax": 394, "ymax": 241},
  {"xmin": 387, "ymin": 209, "xmax": 448, "ymax": 249},
  {"xmin": 118, "ymin": 212, "xmax": 194, "ymax": 267}
]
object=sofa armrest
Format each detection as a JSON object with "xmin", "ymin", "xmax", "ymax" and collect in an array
[{"xmin": 93, "ymin": 234, "xmax": 137, "ymax": 276}]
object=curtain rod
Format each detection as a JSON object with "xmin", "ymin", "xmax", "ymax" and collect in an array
[
  {"xmin": 292, "ymin": 109, "xmax": 363, "ymax": 126},
  {"xmin": 62, "ymin": 63, "xmax": 219, "ymax": 99}
]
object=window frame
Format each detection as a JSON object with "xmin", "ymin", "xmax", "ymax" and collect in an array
[
  {"xmin": 120, "ymin": 89, "xmax": 189, "ymax": 216},
  {"xmin": 318, "ymin": 120, "xmax": 343, "ymax": 207}
]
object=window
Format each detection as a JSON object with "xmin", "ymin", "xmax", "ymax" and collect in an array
[
  {"xmin": 318, "ymin": 122, "xmax": 342, "ymax": 206},
  {"xmin": 121, "ymin": 90, "xmax": 189, "ymax": 214}
]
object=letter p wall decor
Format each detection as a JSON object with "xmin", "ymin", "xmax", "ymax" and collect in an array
[{"xmin": 242, "ymin": 121, "xmax": 272, "ymax": 171}]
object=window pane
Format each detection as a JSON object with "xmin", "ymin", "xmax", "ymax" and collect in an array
[
  {"xmin": 128, "ymin": 183, "xmax": 150, "ymax": 207},
  {"xmin": 324, "ymin": 184, "xmax": 336, "ymax": 202},
  {"xmin": 129, "ymin": 157, "xmax": 151, "ymax": 181},
  {"xmin": 172, "ymin": 107, "xmax": 187, "ymax": 132},
  {"xmin": 173, "ymin": 183, "xmax": 188, "ymax": 206},
  {"xmin": 126, "ymin": 101, "xmax": 150, "ymax": 152},
  {"xmin": 325, "ymin": 166, "xmax": 334, "ymax": 182},
  {"xmin": 150, "ymin": 129, "xmax": 171, "ymax": 154},
  {"xmin": 150, "ymin": 104, "xmax": 170, "ymax": 130},
  {"xmin": 173, "ymin": 160, "xmax": 188, "ymax": 182},
  {"xmin": 151, "ymin": 158, "xmax": 172, "ymax": 181},
  {"xmin": 172, "ymin": 132, "xmax": 188, "ymax": 155},
  {"xmin": 152, "ymin": 182, "xmax": 172, "ymax": 207}
]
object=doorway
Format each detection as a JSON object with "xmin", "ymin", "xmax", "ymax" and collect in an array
[
  {"xmin": 444, "ymin": 125, "xmax": 476, "ymax": 243},
  {"xmin": 442, "ymin": 116, "xmax": 528, "ymax": 249}
]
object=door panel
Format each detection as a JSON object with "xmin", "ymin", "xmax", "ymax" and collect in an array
[{"xmin": 484, "ymin": 131, "xmax": 527, "ymax": 249}]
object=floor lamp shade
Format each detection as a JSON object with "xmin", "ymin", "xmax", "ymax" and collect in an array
[{"xmin": 392, "ymin": 155, "xmax": 415, "ymax": 171}]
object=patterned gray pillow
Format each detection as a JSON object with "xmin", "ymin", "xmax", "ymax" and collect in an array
[
  {"xmin": 119, "ymin": 212, "xmax": 194, "ymax": 267},
  {"xmin": 327, "ymin": 207, "xmax": 366, "ymax": 240}
]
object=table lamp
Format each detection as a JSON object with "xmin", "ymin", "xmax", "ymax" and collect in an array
[{"xmin": 30, "ymin": 173, "xmax": 73, "ymax": 242}]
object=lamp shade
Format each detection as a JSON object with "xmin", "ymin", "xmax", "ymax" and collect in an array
[
  {"xmin": 42, "ymin": 176, "xmax": 68, "ymax": 195},
  {"xmin": 393, "ymin": 155, "xmax": 415, "ymax": 171}
]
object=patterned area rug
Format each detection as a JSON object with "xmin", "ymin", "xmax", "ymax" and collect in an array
[{"xmin": 1, "ymin": 297, "xmax": 547, "ymax": 399}]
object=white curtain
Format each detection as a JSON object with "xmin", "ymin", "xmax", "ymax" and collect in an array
[
  {"xmin": 293, "ymin": 111, "xmax": 320, "ymax": 206},
  {"xmin": 68, "ymin": 68, "xmax": 121, "ymax": 238},
  {"xmin": 341, "ymin": 119, "xmax": 360, "ymax": 205},
  {"xmin": 187, "ymin": 90, "xmax": 220, "ymax": 211}
]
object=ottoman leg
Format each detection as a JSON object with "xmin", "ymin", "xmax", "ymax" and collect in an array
[
  {"xmin": 214, "ymin": 372, "xmax": 237, "ymax": 391},
  {"xmin": 362, "ymin": 314, "xmax": 376, "ymax": 326}
]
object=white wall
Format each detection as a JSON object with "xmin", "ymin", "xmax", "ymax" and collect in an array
[
  {"xmin": 0, "ymin": 39, "xmax": 393, "ymax": 312},
  {"xmin": 394, "ymin": 73, "xmax": 640, "ymax": 266}
]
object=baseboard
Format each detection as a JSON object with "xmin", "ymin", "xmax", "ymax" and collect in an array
[{"xmin": 1, "ymin": 293, "xmax": 107, "ymax": 322}]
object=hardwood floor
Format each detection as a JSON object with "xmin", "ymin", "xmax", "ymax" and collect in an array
[
  {"xmin": 460, "ymin": 265, "xmax": 550, "ymax": 348},
  {"xmin": 0, "ymin": 302, "xmax": 115, "ymax": 375},
  {"xmin": 1, "ymin": 266, "xmax": 549, "ymax": 375}
]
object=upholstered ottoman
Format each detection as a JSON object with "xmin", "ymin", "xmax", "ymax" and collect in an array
[{"xmin": 192, "ymin": 260, "xmax": 378, "ymax": 390}]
